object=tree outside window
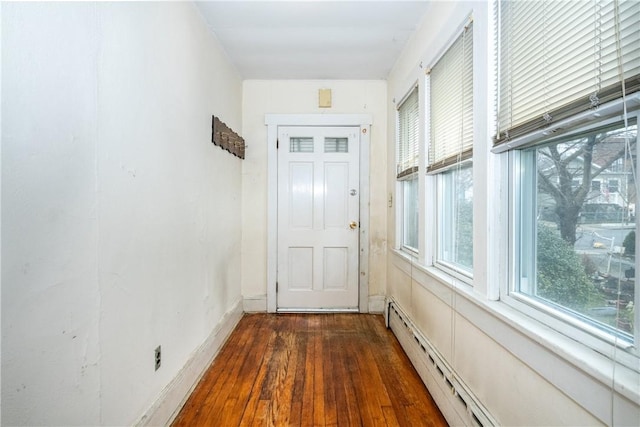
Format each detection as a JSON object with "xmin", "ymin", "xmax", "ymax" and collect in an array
[{"xmin": 521, "ymin": 123, "xmax": 637, "ymax": 339}]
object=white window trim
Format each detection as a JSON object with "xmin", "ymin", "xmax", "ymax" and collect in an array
[
  {"xmin": 392, "ymin": 5, "xmax": 494, "ymax": 292},
  {"xmin": 396, "ymin": 173, "xmax": 419, "ymax": 255},
  {"xmin": 432, "ymin": 164, "xmax": 474, "ymax": 284}
]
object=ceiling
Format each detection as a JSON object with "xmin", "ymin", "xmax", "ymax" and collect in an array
[{"xmin": 195, "ymin": 1, "xmax": 432, "ymax": 80}]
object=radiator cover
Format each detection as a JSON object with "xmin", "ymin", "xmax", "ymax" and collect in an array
[{"xmin": 387, "ymin": 299, "xmax": 497, "ymax": 427}]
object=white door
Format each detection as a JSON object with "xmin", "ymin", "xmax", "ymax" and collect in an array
[{"xmin": 277, "ymin": 126, "xmax": 360, "ymax": 311}]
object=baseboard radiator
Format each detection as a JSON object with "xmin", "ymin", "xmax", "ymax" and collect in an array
[{"xmin": 387, "ymin": 300, "xmax": 497, "ymax": 427}]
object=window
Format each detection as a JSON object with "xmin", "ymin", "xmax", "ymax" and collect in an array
[
  {"xmin": 290, "ymin": 137, "xmax": 314, "ymax": 153},
  {"xmin": 397, "ymin": 87, "xmax": 420, "ymax": 251},
  {"xmin": 437, "ymin": 165, "xmax": 473, "ymax": 273},
  {"xmin": 324, "ymin": 137, "xmax": 348, "ymax": 153},
  {"xmin": 428, "ymin": 21, "xmax": 474, "ymax": 274},
  {"xmin": 516, "ymin": 122, "xmax": 637, "ymax": 342},
  {"xmin": 402, "ymin": 176, "xmax": 419, "ymax": 250},
  {"xmin": 496, "ymin": 0, "xmax": 640, "ymax": 345}
]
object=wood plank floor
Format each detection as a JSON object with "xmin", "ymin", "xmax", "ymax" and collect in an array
[{"xmin": 172, "ymin": 313, "xmax": 447, "ymax": 427}]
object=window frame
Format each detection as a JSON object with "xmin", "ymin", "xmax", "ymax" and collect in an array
[
  {"xmin": 493, "ymin": 0, "xmax": 640, "ymax": 364},
  {"xmin": 503, "ymin": 110, "xmax": 640, "ymax": 369},
  {"xmin": 395, "ymin": 85, "xmax": 421, "ymax": 254},
  {"xmin": 427, "ymin": 18, "xmax": 475, "ymax": 281},
  {"xmin": 433, "ymin": 163, "xmax": 474, "ymax": 280},
  {"xmin": 398, "ymin": 174, "xmax": 419, "ymax": 254}
]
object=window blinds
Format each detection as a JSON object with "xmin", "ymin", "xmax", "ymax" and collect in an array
[
  {"xmin": 397, "ymin": 87, "xmax": 419, "ymax": 178},
  {"xmin": 428, "ymin": 22, "xmax": 474, "ymax": 173},
  {"xmin": 495, "ymin": 0, "xmax": 640, "ymax": 145}
]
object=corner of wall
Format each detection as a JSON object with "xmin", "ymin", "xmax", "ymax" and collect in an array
[
  {"xmin": 368, "ymin": 295, "xmax": 386, "ymax": 313},
  {"xmin": 243, "ymin": 295, "xmax": 267, "ymax": 312}
]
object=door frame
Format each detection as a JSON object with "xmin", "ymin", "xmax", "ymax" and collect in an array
[{"xmin": 265, "ymin": 114, "xmax": 372, "ymax": 313}]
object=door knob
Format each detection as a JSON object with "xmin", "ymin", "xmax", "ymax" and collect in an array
[{"xmin": 349, "ymin": 221, "xmax": 358, "ymax": 230}]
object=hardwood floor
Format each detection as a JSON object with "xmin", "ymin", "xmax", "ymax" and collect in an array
[{"xmin": 172, "ymin": 313, "xmax": 447, "ymax": 427}]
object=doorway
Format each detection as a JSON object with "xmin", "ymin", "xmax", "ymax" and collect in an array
[
  {"xmin": 277, "ymin": 126, "xmax": 360, "ymax": 310},
  {"xmin": 265, "ymin": 114, "xmax": 372, "ymax": 313}
]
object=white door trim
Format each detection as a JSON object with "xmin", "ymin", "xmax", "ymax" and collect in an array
[{"xmin": 265, "ymin": 114, "xmax": 372, "ymax": 313}]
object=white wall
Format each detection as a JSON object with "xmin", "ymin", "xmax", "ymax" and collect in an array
[
  {"xmin": 2, "ymin": 2, "xmax": 243, "ymax": 425},
  {"xmin": 241, "ymin": 80, "xmax": 388, "ymax": 308},
  {"xmin": 387, "ymin": 1, "xmax": 639, "ymax": 426},
  {"xmin": 0, "ymin": 3, "xmax": 3, "ymax": 423}
]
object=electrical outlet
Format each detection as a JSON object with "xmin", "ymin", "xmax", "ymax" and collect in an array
[{"xmin": 155, "ymin": 345, "xmax": 161, "ymax": 371}]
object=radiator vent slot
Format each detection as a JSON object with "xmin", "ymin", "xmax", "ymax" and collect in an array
[
  {"xmin": 445, "ymin": 377, "xmax": 454, "ymax": 390},
  {"xmin": 457, "ymin": 392, "xmax": 468, "ymax": 409},
  {"xmin": 388, "ymin": 300, "xmax": 497, "ymax": 427},
  {"xmin": 473, "ymin": 412, "xmax": 484, "ymax": 427}
]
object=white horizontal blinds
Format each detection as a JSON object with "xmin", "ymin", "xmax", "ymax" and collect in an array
[
  {"xmin": 397, "ymin": 87, "xmax": 419, "ymax": 178},
  {"xmin": 290, "ymin": 137, "xmax": 314, "ymax": 153},
  {"xmin": 495, "ymin": 0, "xmax": 640, "ymax": 145},
  {"xmin": 428, "ymin": 22, "xmax": 474, "ymax": 173}
]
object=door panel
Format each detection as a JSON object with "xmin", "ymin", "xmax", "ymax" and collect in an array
[
  {"xmin": 277, "ymin": 126, "xmax": 359, "ymax": 310},
  {"xmin": 324, "ymin": 163, "xmax": 349, "ymax": 228},
  {"xmin": 323, "ymin": 247, "xmax": 348, "ymax": 289},
  {"xmin": 288, "ymin": 247, "xmax": 313, "ymax": 290},
  {"xmin": 289, "ymin": 163, "xmax": 314, "ymax": 229}
]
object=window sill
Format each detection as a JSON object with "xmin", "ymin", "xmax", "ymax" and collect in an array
[
  {"xmin": 398, "ymin": 246, "xmax": 418, "ymax": 258},
  {"xmin": 391, "ymin": 247, "xmax": 472, "ymax": 292},
  {"xmin": 389, "ymin": 249, "xmax": 640, "ymax": 412}
]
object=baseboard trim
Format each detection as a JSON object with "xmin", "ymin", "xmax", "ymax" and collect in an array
[
  {"xmin": 243, "ymin": 295, "xmax": 267, "ymax": 312},
  {"xmin": 136, "ymin": 298, "xmax": 243, "ymax": 427},
  {"xmin": 368, "ymin": 295, "xmax": 386, "ymax": 313},
  {"xmin": 246, "ymin": 295, "xmax": 382, "ymax": 313}
]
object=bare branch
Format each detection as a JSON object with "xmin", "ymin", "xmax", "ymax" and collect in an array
[
  {"xmin": 538, "ymin": 170, "xmax": 564, "ymax": 201},
  {"xmin": 591, "ymin": 144, "xmax": 635, "ymax": 181}
]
